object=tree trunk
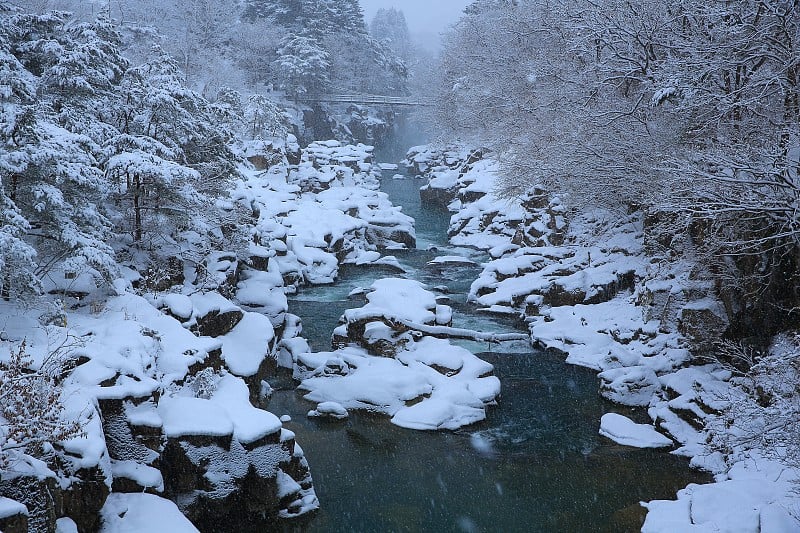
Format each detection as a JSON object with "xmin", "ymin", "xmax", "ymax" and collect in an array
[{"xmin": 133, "ymin": 173, "xmax": 143, "ymax": 242}]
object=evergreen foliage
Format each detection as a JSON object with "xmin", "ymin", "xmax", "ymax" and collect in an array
[{"xmin": 0, "ymin": 9, "xmax": 243, "ymax": 299}]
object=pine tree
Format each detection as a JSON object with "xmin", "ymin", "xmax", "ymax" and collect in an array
[
  {"xmin": 1, "ymin": 11, "xmax": 118, "ymax": 284},
  {"xmin": 370, "ymin": 8, "xmax": 411, "ymax": 60},
  {"xmin": 273, "ymin": 34, "xmax": 331, "ymax": 100}
]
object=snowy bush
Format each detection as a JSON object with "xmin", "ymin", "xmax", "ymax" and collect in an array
[
  {"xmin": 0, "ymin": 341, "xmax": 82, "ymax": 469},
  {"xmin": 707, "ymin": 335, "xmax": 800, "ymax": 477}
]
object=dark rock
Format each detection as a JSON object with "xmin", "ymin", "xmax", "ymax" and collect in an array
[
  {"xmin": 162, "ymin": 435, "xmax": 313, "ymax": 531},
  {"xmin": 59, "ymin": 466, "xmax": 109, "ymax": 533},
  {"xmin": 193, "ymin": 309, "xmax": 244, "ymax": 338},
  {"xmin": 678, "ymin": 305, "xmax": 728, "ymax": 355},
  {"xmin": 0, "ymin": 473, "xmax": 59, "ymax": 533},
  {"xmin": 0, "ymin": 507, "xmax": 27, "ymax": 533},
  {"xmin": 420, "ymin": 184, "xmax": 458, "ymax": 208}
]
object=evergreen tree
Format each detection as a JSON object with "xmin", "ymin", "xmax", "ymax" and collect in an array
[
  {"xmin": 369, "ymin": 7, "xmax": 411, "ymax": 60},
  {"xmin": 273, "ymin": 34, "xmax": 330, "ymax": 100},
  {"xmin": 1, "ymin": 11, "xmax": 118, "ymax": 283},
  {"xmin": 111, "ymin": 48, "xmax": 235, "ymax": 246}
]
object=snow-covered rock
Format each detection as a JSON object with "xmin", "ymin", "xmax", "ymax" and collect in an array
[
  {"xmin": 233, "ymin": 141, "xmax": 415, "ymax": 289},
  {"xmin": 295, "ymin": 279, "xmax": 501, "ymax": 431},
  {"xmin": 0, "ymin": 497, "xmax": 28, "ymax": 533},
  {"xmin": 307, "ymin": 402, "xmax": 349, "ymax": 420},
  {"xmin": 99, "ymin": 494, "xmax": 199, "ymax": 533},
  {"xmin": 599, "ymin": 413, "xmax": 673, "ymax": 448}
]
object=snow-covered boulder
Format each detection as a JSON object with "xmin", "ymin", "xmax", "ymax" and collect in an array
[
  {"xmin": 189, "ymin": 292, "xmax": 244, "ymax": 338},
  {"xmin": 307, "ymin": 402, "xmax": 349, "ymax": 420},
  {"xmin": 100, "ymin": 494, "xmax": 198, "ymax": 533},
  {"xmin": 599, "ymin": 413, "xmax": 673, "ymax": 448},
  {"xmin": 296, "ymin": 279, "xmax": 500, "ymax": 431}
]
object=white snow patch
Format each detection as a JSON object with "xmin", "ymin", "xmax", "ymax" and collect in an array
[
  {"xmin": 599, "ymin": 413, "xmax": 673, "ymax": 448},
  {"xmin": 100, "ymin": 493, "xmax": 198, "ymax": 533}
]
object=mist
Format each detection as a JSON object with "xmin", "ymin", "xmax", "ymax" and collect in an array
[{"xmin": 360, "ymin": 0, "xmax": 472, "ymax": 51}]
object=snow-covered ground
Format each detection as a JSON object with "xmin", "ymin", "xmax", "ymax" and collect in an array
[{"xmin": 406, "ymin": 144, "xmax": 800, "ymax": 532}]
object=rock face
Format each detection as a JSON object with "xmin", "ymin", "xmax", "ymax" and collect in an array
[
  {"xmin": 678, "ymin": 303, "xmax": 729, "ymax": 355},
  {"xmin": 345, "ymin": 105, "xmax": 393, "ymax": 146},
  {"xmin": 0, "ymin": 474, "xmax": 57, "ymax": 533},
  {"xmin": 159, "ymin": 431, "xmax": 314, "ymax": 529}
]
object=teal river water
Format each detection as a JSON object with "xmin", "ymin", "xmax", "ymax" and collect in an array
[{"xmin": 266, "ymin": 140, "xmax": 710, "ymax": 532}]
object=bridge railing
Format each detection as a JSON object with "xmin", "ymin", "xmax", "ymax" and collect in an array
[{"xmin": 299, "ymin": 94, "xmax": 433, "ymax": 107}]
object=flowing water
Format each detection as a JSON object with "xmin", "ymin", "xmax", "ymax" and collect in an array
[{"xmin": 267, "ymin": 136, "xmax": 710, "ymax": 532}]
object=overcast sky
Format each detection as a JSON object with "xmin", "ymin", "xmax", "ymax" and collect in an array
[{"xmin": 360, "ymin": 0, "xmax": 472, "ymax": 50}]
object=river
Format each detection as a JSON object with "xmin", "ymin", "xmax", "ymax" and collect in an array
[{"xmin": 266, "ymin": 132, "xmax": 710, "ymax": 532}]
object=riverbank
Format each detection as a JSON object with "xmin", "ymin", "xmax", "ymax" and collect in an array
[
  {"xmin": 0, "ymin": 139, "xmax": 416, "ymax": 531},
  {"xmin": 407, "ymin": 144, "xmax": 800, "ymax": 531},
  {"xmin": 264, "ymin": 145, "xmax": 711, "ymax": 531},
  {"xmin": 2, "ymin": 134, "xmax": 793, "ymax": 531}
]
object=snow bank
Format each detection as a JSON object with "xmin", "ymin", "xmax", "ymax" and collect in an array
[{"xmin": 643, "ymin": 457, "xmax": 799, "ymax": 532}]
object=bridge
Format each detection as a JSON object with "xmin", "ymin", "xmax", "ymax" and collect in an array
[{"xmin": 300, "ymin": 94, "xmax": 434, "ymax": 107}]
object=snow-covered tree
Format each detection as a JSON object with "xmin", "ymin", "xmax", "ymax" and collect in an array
[
  {"xmin": 245, "ymin": 94, "xmax": 289, "ymax": 139},
  {"xmin": 110, "ymin": 48, "xmax": 236, "ymax": 247},
  {"xmin": 0, "ymin": 26, "xmax": 39, "ymax": 298},
  {"xmin": 437, "ymin": 0, "xmax": 800, "ymax": 335},
  {"xmin": 1, "ymin": 12, "xmax": 119, "ymax": 283},
  {"xmin": 273, "ymin": 34, "xmax": 330, "ymax": 100},
  {"xmin": 369, "ymin": 7, "xmax": 411, "ymax": 61}
]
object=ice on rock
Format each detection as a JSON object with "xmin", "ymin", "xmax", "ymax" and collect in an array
[{"xmin": 599, "ymin": 413, "xmax": 673, "ymax": 448}]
